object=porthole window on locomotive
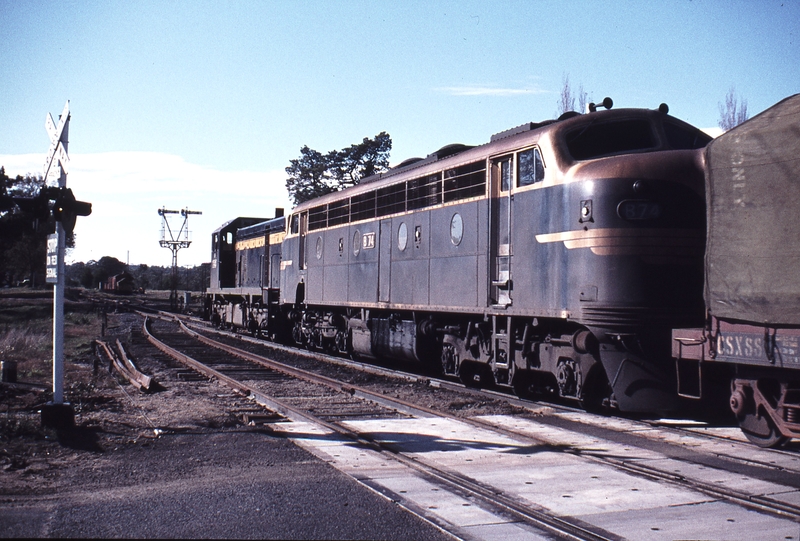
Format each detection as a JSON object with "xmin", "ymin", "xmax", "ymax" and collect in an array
[
  {"xmin": 450, "ymin": 213, "xmax": 463, "ymax": 246},
  {"xmin": 518, "ymin": 148, "xmax": 545, "ymax": 187},
  {"xmin": 315, "ymin": 236, "xmax": 323, "ymax": 259},
  {"xmin": 353, "ymin": 230, "xmax": 361, "ymax": 256},
  {"xmin": 398, "ymin": 222, "xmax": 408, "ymax": 251}
]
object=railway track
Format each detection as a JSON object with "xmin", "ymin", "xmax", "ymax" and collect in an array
[
  {"xmin": 143, "ymin": 315, "xmax": 610, "ymax": 540},
  {"xmin": 141, "ymin": 313, "xmax": 800, "ymax": 540}
]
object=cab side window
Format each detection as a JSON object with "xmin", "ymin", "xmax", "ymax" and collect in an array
[{"xmin": 517, "ymin": 147, "xmax": 545, "ymax": 187}]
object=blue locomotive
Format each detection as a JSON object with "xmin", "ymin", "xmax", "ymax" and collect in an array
[{"xmin": 206, "ymin": 95, "xmax": 800, "ymax": 446}]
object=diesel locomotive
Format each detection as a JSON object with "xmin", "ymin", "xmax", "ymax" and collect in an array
[{"xmin": 205, "ymin": 95, "xmax": 800, "ymax": 446}]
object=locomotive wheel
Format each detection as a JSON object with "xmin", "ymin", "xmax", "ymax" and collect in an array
[
  {"xmin": 512, "ymin": 373, "xmax": 535, "ymax": 400},
  {"xmin": 579, "ymin": 367, "xmax": 613, "ymax": 414},
  {"xmin": 738, "ymin": 407, "xmax": 789, "ymax": 448}
]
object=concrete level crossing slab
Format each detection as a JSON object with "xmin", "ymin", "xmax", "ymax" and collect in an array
[
  {"xmin": 481, "ymin": 414, "xmax": 800, "ymax": 509},
  {"xmin": 583, "ymin": 500, "xmax": 800, "ymax": 541},
  {"xmin": 549, "ymin": 411, "xmax": 800, "ymax": 472},
  {"xmin": 270, "ymin": 414, "xmax": 800, "ymax": 540},
  {"xmin": 269, "ymin": 419, "xmax": 549, "ymax": 540}
]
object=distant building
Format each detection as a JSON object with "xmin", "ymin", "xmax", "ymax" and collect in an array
[{"xmin": 105, "ymin": 271, "xmax": 134, "ymax": 294}]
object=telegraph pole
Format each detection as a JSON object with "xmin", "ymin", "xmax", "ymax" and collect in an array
[{"xmin": 158, "ymin": 207, "xmax": 201, "ymax": 310}]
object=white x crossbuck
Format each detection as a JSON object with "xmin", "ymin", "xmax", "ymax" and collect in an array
[{"xmin": 43, "ymin": 100, "xmax": 70, "ymax": 185}]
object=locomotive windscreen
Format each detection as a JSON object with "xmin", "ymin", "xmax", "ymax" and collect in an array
[
  {"xmin": 565, "ymin": 119, "xmax": 656, "ymax": 160},
  {"xmin": 705, "ymin": 94, "xmax": 800, "ymax": 325}
]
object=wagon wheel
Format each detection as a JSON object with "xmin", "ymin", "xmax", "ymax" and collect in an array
[
  {"xmin": 737, "ymin": 407, "xmax": 789, "ymax": 448},
  {"xmin": 730, "ymin": 383, "xmax": 790, "ymax": 448}
]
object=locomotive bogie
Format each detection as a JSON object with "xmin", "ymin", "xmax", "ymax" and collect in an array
[
  {"xmin": 289, "ymin": 308, "xmax": 348, "ymax": 352},
  {"xmin": 728, "ymin": 372, "xmax": 800, "ymax": 448}
]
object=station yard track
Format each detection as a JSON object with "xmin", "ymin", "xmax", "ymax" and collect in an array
[{"xmin": 139, "ymin": 312, "xmax": 800, "ymax": 539}]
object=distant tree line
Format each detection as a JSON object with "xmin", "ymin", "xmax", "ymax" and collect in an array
[
  {"xmin": 65, "ymin": 257, "xmax": 210, "ymax": 292},
  {"xmin": 1, "ymin": 167, "xmax": 211, "ymax": 293}
]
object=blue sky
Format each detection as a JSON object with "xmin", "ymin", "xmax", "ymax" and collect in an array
[{"xmin": 1, "ymin": 0, "xmax": 798, "ymax": 266}]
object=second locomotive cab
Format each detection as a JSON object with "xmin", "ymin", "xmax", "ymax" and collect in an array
[{"xmin": 205, "ymin": 211, "xmax": 286, "ymax": 338}]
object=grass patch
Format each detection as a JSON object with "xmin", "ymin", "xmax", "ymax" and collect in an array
[
  {"xmin": 0, "ymin": 326, "xmax": 51, "ymax": 358},
  {"xmin": 0, "ymin": 304, "xmax": 103, "ymax": 386},
  {"xmin": 0, "ymin": 303, "xmax": 53, "ymax": 325}
]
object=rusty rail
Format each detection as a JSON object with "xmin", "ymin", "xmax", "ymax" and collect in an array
[{"xmin": 95, "ymin": 339, "xmax": 156, "ymax": 391}]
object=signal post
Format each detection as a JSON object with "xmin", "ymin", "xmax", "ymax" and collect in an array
[{"xmin": 40, "ymin": 101, "xmax": 92, "ymax": 429}]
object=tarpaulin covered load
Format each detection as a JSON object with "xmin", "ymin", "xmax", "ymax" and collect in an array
[{"xmin": 705, "ymin": 94, "xmax": 800, "ymax": 325}]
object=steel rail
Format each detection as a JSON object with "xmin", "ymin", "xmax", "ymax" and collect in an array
[
  {"xmin": 95, "ymin": 339, "xmax": 154, "ymax": 391},
  {"xmin": 147, "ymin": 311, "xmax": 800, "ymax": 522},
  {"xmin": 144, "ymin": 314, "xmax": 619, "ymax": 541},
  {"xmin": 176, "ymin": 319, "xmax": 439, "ymax": 419},
  {"xmin": 180, "ymin": 312, "xmax": 800, "ymax": 459}
]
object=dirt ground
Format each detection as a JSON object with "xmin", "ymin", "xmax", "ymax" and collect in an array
[
  {"xmin": 0, "ymin": 290, "xmax": 240, "ymax": 498},
  {"xmin": 1, "ymin": 291, "xmax": 457, "ymax": 540},
  {"xmin": 1, "ymin": 287, "xmax": 528, "ymax": 499}
]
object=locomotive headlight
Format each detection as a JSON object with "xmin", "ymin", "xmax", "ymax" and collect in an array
[{"xmin": 632, "ymin": 179, "xmax": 650, "ymax": 194}]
